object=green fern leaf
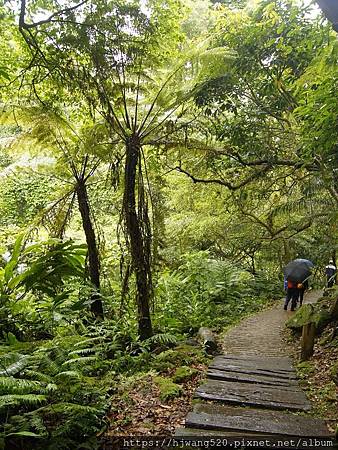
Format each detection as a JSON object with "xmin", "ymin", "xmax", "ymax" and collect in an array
[
  {"xmin": 0, "ymin": 376, "xmax": 41, "ymax": 394},
  {"xmin": 68, "ymin": 348, "xmax": 96, "ymax": 356},
  {"xmin": 146, "ymin": 333, "xmax": 178, "ymax": 346},
  {"xmin": 23, "ymin": 370, "xmax": 53, "ymax": 384},
  {"xmin": 0, "ymin": 394, "xmax": 46, "ymax": 410},
  {"xmin": 0, "ymin": 355, "xmax": 30, "ymax": 376},
  {"xmin": 54, "ymin": 371, "xmax": 81, "ymax": 380},
  {"xmin": 6, "ymin": 431, "xmax": 43, "ymax": 438},
  {"xmin": 73, "ymin": 337, "xmax": 104, "ymax": 347},
  {"xmin": 61, "ymin": 356, "xmax": 98, "ymax": 367}
]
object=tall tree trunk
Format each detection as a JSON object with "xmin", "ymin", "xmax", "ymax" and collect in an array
[
  {"xmin": 152, "ymin": 175, "xmax": 166, "ymax": 269},
  {"xmin": 123, "ymin": 134, "xmax": 153, "ymax": 340},
  {"xmin": 250, "ymin": 254, "xmax": 256, "ymax": 276},
  {"xmin": 76, "ymin": 179, "xmax": 104, "ymax": 318}
]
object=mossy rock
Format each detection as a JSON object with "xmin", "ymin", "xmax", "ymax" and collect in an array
[
  {"xmin": 172, "ymin": 366, "xmax": 198, "ymax": 383},
  {"xmin": 154, "ymin": 376, "xmax": 182, "ymax": 401},
  {"xmin": 152, "ymin": 345, "xmax": 207, "ymax": 372},
  {"xmin": 286, "ymin": 303, "xmax": 331, "ymax": 332},
  {"xmin": 330, "ymin": 362, "xmax": 338, "ymax": 385},
  {"xmin": 151, "ymin": 358, "xmax": 175, "ymax": 373}
]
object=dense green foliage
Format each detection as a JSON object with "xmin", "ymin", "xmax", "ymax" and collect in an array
[{"xmin": 0, "ymin": 0, "xmax": 337, "ymax": 447}]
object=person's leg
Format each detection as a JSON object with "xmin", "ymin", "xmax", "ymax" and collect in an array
[
  {"xmin": 299, "ymin": 288, "xmax": 304, "ymax": 306},
  {"xmin": 291, "ymin": 288, "xmax": 299, "ymax": 311},
  {"xmin": 284, "ymin": 288, "xmax": 292, "ymax": 310}
]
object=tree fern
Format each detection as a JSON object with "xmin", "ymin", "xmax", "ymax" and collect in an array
[
  {"xmin": 33, "ymin": 358, "xmax": 59, "ymax": 377},
  {"xmin": 25, "ymin": 411, "xmax": 49, "ymax": 436}
]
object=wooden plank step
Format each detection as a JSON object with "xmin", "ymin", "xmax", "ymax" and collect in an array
[
  {"xmin": 199, "ymin": 378, "xmax": 301, "ymax": 394},
  {"xmin": 195, "ymin": 380, "xmax": 311, "ymax": 411},
  {"xmin": 220, "ymin": 355, "xmax": 294, "ymax": 365},
  {"xmin": 210, "ymin": 361, "xmax": 297, "ymax": 380},
  {"xmin": 185, "ymin": 403, "xmax": 332, "ymax": 437},
  {"xmin": 213, "ymin": 356, "xmax": 294, "ymax": 373},
  {"xmin": 175, "ymin": 427, "xmax": 267, "ymax": 437},
  {"xmin": 207, "ymin": 369, "xmax": 298, "ymax": 387}
]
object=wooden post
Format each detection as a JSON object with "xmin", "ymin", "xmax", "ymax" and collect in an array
[{"xmin": 301, "ymin": 322, "xmax": 316, "ymax": 361}]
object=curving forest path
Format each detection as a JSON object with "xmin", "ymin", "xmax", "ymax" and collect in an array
[
  {"xmin": 176, "ymin": 291, "xmax": 335, "ymax": 441},
  {"xmin": 221, "ymin": 290, "xmax": 320, "ymax": 357}
]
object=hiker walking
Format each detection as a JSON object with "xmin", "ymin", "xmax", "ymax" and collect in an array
[
  {"xmin": 284, "ymin": 279, "xmax": 299, "ymax": 311},
  {"xmin": 325, "ymin": 260, "xmax": 337, "ymax": 288},
  {"xmin": 297, "ymin": 279, "xmax": 308, "ymax": 307},
  {"xmin": 283, "ymin": 259, "xmax": 314, "ymax": 311}
]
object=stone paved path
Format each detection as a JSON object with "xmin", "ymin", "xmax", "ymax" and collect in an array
[
  {"xmin": 176, "ymin": 291, "xmax": 334, "ymax": 440},
  {"xmin": 222, "ymin": 290, "xmax": 320, "ymax": 356}
]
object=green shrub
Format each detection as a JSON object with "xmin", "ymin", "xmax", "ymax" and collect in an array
[{"xmin": 155, "ymin": 252, "xmax": 270, "ymax": 333}]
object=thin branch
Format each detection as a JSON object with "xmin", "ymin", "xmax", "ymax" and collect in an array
[
  {"xmin": 175, "ymin": 165, "xmax": 270, "ymax": 191},
  {"xmin": 19, "ymin": 0, "xmax": 88, "ymax": 30}
]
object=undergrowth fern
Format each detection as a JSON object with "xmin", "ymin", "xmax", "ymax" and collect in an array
[
  {"xmin": 0, "ymin": 318, "xmax": 148, "ymax": 449},
  {"xmin": 145, "ymin": 333, "xmax": 178, "ymax": 347},
  {"xmin": 0, "ymin": 332, "xmax": 113, "ymax": 449}
]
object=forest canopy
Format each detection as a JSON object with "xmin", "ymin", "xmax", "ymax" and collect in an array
[{"xmin": 0, "ymin": 0, "xmax": 337, "ymax": 447}]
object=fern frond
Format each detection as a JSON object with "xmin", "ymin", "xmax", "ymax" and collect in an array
[
  {"xmin": 0, "ymin": 376, "xmax": 41, "ymax": 394},
  {"xmin": 271, "ymin": 189, "xmax": 334, "ymax": 218},
  {"xmin": 0, "ymin": 376, "xmax": 57, "ymax": 395},
  {"xmin": 61, "ymin": 356, "xmax": 98, "ymax": 367},
  {"xmin": 73, "ymin": 337, "xmax": 104, "ymax": 347},
  {"xmin": 43, "ymin": 402, "xmax": 102, "ymax": 414},
  {"xmin": 0, "ymin": 394, "xmax": 46, "ymax": 410},
  {"xmin": 23, "ymin": 370, "xmax": 54, "ymax": 384},
  {"xmin": 25, "ymin": 412, "xmax": 48, "ymax": 436},
  {"xmin": 36, "ymin": 355, "xmax": 60, "ymax": 376},
  {"xmin": 5, "ymin": 431, "xmax": 44, "ymax": 438},
  {"xmin": 68, "ymin": 348, "xmax": 96, "ymax": 356},
  {"xmin": 0, "ymin": 355, "xmax": 30, "ymax": 376},
  {"xmin": 146, "ymin": 333, "xmax": 178, "ymax": 346},
  {"xmin": 54, "ymin": 371, "xmax": 81, "ymax": 380}
]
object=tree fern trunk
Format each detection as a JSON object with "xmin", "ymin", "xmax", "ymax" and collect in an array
[
  {"xmin": 76, "ymin": 180, "xmax": 103, "ymax": 318},
  {"xmin": 123, "ymin": 134, "xmax": 153, "ymax": 340}
]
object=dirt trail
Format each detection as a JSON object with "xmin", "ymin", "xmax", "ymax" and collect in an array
[{"xmin": 221, "ymin": 290, "xmax": 321, "ymax": 357}]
